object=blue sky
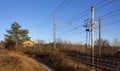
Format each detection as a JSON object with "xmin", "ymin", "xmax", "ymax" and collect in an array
[{"xmin": 0, "ymin": 0, "xmax": 120, "ymax": 43}]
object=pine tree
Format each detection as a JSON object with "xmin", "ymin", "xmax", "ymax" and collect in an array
[{"xmin": 4, "ymin": 22, "xmax": 30, "ymax": 49}]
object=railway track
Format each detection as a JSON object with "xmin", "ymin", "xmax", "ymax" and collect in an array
[{"xmin": 64, "ymin": 53, "xmax": 120, "ymax": 71}]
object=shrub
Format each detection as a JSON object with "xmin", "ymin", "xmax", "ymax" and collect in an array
[{"xmin": 38, "ymin": 51, "xmax": 75, "ymax": 71}]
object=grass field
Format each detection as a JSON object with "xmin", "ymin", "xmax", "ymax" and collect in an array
[{"xmin": 0, "ymin": 49, "xmax": 46, "ymax": 71}]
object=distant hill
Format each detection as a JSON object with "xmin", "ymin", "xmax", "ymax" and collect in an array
[{"xmin": 0, "ymin": 49, "xmax": 46, "ymax": 71}]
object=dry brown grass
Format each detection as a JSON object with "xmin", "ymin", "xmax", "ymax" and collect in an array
[{"xmin": 0, "ymin": 49, "xmax": 46, "ymax": 71}]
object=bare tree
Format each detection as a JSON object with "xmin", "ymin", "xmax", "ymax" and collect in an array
[
  {"xmin": 95, "ymin": 39, "xmax": 110, "ymax": 47},
  {"xmin": 37, "ymin": 39, "xmax": 45, "ymax": 44}
]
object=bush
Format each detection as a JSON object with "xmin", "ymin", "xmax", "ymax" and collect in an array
[
  {"xmin": 22, "ymin": 47, "xmax": 76, "ymax": 71},
  {"xmin": 38, "ymin": 51, "xmax": 75, "ymax": 71},
  {"xmin": 5, "ymin": 41, "xmax": 15, "ymax": 50}
]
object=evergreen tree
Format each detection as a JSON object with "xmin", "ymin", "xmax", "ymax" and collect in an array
[{"xmin": 4, "ymin": 22, "xmax": 30, "ymax": 49}]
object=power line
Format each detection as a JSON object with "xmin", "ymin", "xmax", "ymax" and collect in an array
[
  {"xmin": 95, "ymin": 28, "xmax": 120, "ymax": 34},
  {"xmin": 95, "ymin": 0, "xmax": 114, "ymax": 11},
  {"xmin": 94, "ymin": 20, "xmax": 120, "ymax": 33},
  {"xmin": 70, "ymin": 13, "xmax": 90, "ymax": 23},
  {"xmin": 102, "ymin": 20, "xmax": 120, "ymax": 28},
  {"xmin": 94, "ymin": 9, "xmax": 120, "ymax": 29},
  {"xmin": 71, "ymin": 0, "xmax": 115, "ymax": 23},
  {"xmin": 56, "ymin": 0, "xmax": 71, "ymax": 15},
  {"xmin": 57, "ymin": 0, "xmax": 114, "ymax": 33},
  {"xmin": 64, "ymin": 0, "xmax": 111, "ymax": 24},
  {"xmin": 59, "ymin": 0, "xmax": 117, "ymax": 45},
  {"xmin": 64, "ymin": 0, "xmax": 108, "ymax": 23},
  {"xmin": 45, "ymin": 0, "xmax": 115, "ymax": 42},
  {"xmin": 94, "ymin": 0, "xmax": 106, "ymax": 7},
  {"xmin": 96, "ymin": 8, "xmax": 120, "ymax": 19},
  {"xmin": 56, "ymin": 12, "xmax": 89, "ymax": 33},
  {"xmin": 37, "ymin": 0, "xmax": 67, "ymax": 29},
  {"xmin": 57, "ymin": 25, "xmax": 83, "ymax": 35},
  {"xmin": 42, "ymin": 0, "xmax": 71, "ymax": 34},
  {"xmin": 101, "ymin": 12, "xmax": 120, "ymax": 20},
  {"xmin": 78, "ymin": 0, "xmax": 114, "ymax": 22},
  {"xmin": 68, "ymin": 0, "xmax": 113, "ymax": 23},
  {"xmin": 102, "ymin": 29, "xmax": 120, "ymax": 32},
  {"xmin": 62, "ymin": 31, "xmax": 85, "ymax": 38}
]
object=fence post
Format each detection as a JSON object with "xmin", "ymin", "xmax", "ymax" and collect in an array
[
  {"xmin": 117, "ymin": 60, "xmax": 120, "ymax": 71},
  {"xmin": 95, "ymin": 56, "xmax": 98, "ymax": 71},
  {"xmin": 76, "ymin": 54, "xmax": 79, "ymax": 69}
]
